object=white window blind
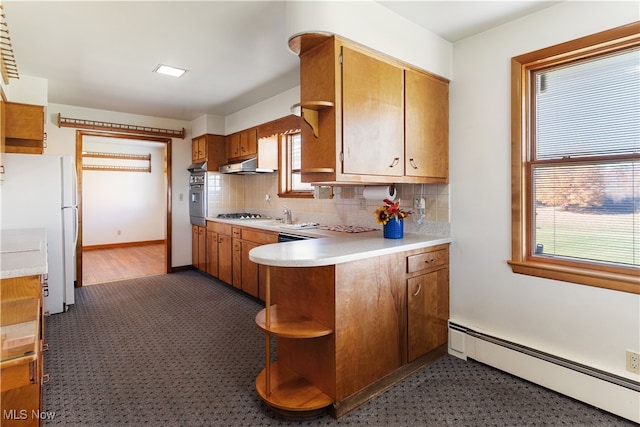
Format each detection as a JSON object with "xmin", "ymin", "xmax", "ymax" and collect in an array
[
  {"xmin": 531, "ymin": 47, "xmax": 640, "ymax": 268},
  {"xmin": 290, "ymin": 133, "xmax": 313, "ymax": 191}
]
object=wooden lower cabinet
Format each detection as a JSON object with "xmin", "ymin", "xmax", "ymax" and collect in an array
[
  {"xmin": 232, "ymin": 239, "xmax": 242, "ymax": 290},
  {"xmin": 205, "ymin": 221, "xmax": 232, "ymax": 284},
  {"xmin": 232, "ymin": 227, "xmax": 277, "ymax": 298},
  {"xmin": 191, "ymin": 225, "xmax": 206, "ymax": 271},
  {"xmin": 255, "ymin": 244, "xmax": 450, "ymax": 418},
  {"xmin": 204, "ymin": 221, "xmax": 275, "ymax": 299},
  {"xmin": 1, "ymin": 275, "xmax": 47, "ymax": 427},
  {"xmin": 240, "ymin": 241, "xmax": 259, "ymax": 297}
]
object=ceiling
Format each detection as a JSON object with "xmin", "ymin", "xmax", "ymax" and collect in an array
[{"xmin": 2, "ymin": 1, "xmax": 560, "ymax": 122}]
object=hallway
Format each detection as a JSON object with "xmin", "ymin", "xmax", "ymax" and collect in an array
[{"xmin": 82, "ymin": 243, "xmax": 165, "ymax": 285}]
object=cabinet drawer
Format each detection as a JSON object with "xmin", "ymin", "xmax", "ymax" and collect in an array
[
  {"xmin": 241, "ymin": 229, "xmax": 277, "ymax": 245},
  {"xmin": 206, "ymin": 221, "xmax": 231, "ymax": 235},
  {"xmin": 1, "ymin": 361, "xmax": 36, "ymax": 391},
  {"xmin": 407, "ymin": 249, "xmax": 448, "ymax": 273}
]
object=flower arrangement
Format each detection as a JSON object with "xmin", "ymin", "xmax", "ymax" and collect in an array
[{"xmin": 375, "ymin": 198, "xmax": 411, "ymax": 225}]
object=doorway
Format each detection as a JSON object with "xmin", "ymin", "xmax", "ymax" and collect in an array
[{"xmin": 75, "ymin": 130, "xmax": 172, "ymax": 287}]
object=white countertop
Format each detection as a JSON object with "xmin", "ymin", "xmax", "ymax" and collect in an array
[
  {"xmin": 249, "ymin": 232, "xmax": 450, "ymax": 267},
  {"xmin": 0, "ymin": 228, "xmax": 48, "ymax": 279}
]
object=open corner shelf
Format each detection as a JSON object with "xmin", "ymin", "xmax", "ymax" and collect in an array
[
  {"xmin": 256, "ymin": 361, "xmax": 333, "ymax": 418},
  {"xmin": 255, "ymin": 304, "xmax": 333, "ymax": 339},
  {"xmin": 291, "ymin": 101, "xmax": 334, "ymax": 138}
]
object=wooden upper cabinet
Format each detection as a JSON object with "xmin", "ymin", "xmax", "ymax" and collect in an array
[
  {"xmin": 342, "ymin": 46, "xmax": 404, "ymax": 177},
  {"xmin": 4, "ymin": 101, "xmax": 45, "ymax": 154},
  {"xmin": 226, "ymin": 128, "xmax": 257, "ymax": 161},
  {"xmin": 405, "ymin": 70, "xmax": 449, "ymax": 181},
  {"xmin": 192, "ymin": 136, "xmax": 206, "ymax": 162},
  {"xmin": 191, "ymin": 134, "xmax": 226, "ymax": 171},
  {"xmin": 294, "ymin": 34, "xmax": 449, "ymax": 185}
]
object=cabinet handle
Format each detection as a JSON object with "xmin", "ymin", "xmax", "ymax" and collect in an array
[
  {"xmin": 42, "ymin": 373, "xmax": 50, "ymax": 384},
  {"xmin": 425, "ymin": 257, "xmax": 436, "ymax": 264},
  {"xmin": 409, "ymin": 158, "xmax": 418, "ymax": 169},
  {"xmin": 0, "ymin": 165, "xmax": 4, "ymax": 174},
  {"xmin": 30, "ymin": 361, "xmax": 38, "ymax": 383},
  {"xmin": 412, "ymin": 283, "xmax": 422, "ymax": 297},
  {"xmin": 388, "ymin": 157, "xmax": 400, "ymax": 168}
]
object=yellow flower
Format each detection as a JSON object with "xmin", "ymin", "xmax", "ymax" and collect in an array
[
  {"xmin": 375, "ymin": 207, "xmax": 390, "ymax": 225},
  {"xmin": 374, "ymin": 199, "xmax": 410, "ymax": 225}
]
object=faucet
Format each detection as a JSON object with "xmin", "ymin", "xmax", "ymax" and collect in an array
[{"xmin": 282, "ymin": 206, "xmax": 292, "ymax": 224}]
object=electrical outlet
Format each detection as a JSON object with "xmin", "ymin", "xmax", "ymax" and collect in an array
[
  {"xmin": 117, "ymin": 230, "xmax": 122, "ymax": 236},
  {"xmin": 414, "ymin": 197, "xmax": 425, "ymax": 210},
  {"xmin": 626, "ymin": 350, "xmax": 640, "ymax": 374}
]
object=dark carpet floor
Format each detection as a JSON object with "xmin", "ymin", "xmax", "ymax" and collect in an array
[{"xmin": 42, "ymin": 270, "xmax": 634, "ymax": 426}]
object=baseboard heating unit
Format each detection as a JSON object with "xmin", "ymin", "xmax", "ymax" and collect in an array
[{"xmin": 448, "ymin": 321, "xmax": 640, "ymax": 423}]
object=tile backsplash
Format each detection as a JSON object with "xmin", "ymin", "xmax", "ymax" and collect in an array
[{"xmin": 207, "ymin": 173, "xmax": 450, "ymax": 236}]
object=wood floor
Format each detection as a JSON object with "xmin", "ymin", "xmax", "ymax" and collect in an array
[{"xmin": 82, "ymin": 243, "xmax": 165, "ymax": 286}]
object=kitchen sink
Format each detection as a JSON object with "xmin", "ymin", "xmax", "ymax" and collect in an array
[{"xmin": 279, "ymin": 223, "xmax": 319, "ymax": 230}]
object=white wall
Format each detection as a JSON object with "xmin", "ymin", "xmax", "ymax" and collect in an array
[
  {"xmin": 82, "ymin": 138, "xmax": 165, "ymax": 246},
  {"xmin": 224, "ymin": 86, "xmax": 300, "ymax": 134},
  {"xmin": 285, "ymin": 1, "xmax": 452, "ymax": 80},
  {"xmin": 1, "ymin": 75, "xmax": 48, "ymax": 106},
  {"xmin": 449, "ymin": 0, "xmax": 639, "ymax": 390}
]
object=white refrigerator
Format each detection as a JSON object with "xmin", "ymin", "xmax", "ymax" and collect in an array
[{"xmin": 1, "ymin": 153, "xmax": 78, "ymax": 314}]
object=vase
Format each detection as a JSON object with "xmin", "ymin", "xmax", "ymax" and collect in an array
[{"xmin": 383, "ymin": 218, "xmax": 404, "ymax": 239}]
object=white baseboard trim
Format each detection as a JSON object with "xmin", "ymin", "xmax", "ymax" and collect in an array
[{"xmin": 448, "ymin": 322, "xmax": 640, "ymax": 423}]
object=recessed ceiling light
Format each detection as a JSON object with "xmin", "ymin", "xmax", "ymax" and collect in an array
[{"xmin": 153, "ymin": 64, "xmax": 187, "ymax": 78}]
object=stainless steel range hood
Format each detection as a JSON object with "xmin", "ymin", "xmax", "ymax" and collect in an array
[
  {"xmin": 188, "ymin": 161, "xmax": 207, "ymax": 173},
  {"xmin": 219, "ymin": 158, "xmax": 274, "ymax": 174}
]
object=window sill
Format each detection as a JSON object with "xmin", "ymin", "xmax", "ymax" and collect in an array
[{"xmin": 507, "ymin": 260, "xmax": 639, "ymax": 294}]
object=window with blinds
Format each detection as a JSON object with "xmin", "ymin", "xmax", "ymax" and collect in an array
[
  {"xmin": 278, "ymin": 131, "xmax": 313, "ymax": 197},
  {"xmin": 510, "ymin": 22, "xmax": 640, "ymax": 294},
  {"xmin": 531, "ymin": 47, "xmax": 639, "ymax": 269},
  {"xmin": 290, "ymin": 133, "xmax": 313, "ymax": 192}
]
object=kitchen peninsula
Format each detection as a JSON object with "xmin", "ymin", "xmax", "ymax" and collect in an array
[{"xmin": 249, "ymin": 232, "xmax": 451, "ymax": 418}]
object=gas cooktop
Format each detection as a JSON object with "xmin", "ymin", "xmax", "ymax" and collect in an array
[{"xmin": 217, "ymin": 213, "xmax": 264, "ymax": 220}]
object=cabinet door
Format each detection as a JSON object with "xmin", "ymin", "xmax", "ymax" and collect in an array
[
  {"xmin": 192, "ymin": 226, "xmax": 206, "ymax": 271},
  {"xmin": 227, "ymin": 133, "xmax": 241, "ymax": 159},
  {"xmin": 5, "ymin": 102, "xmax": 44, "ymax": 141},
  {"xmin": 206, "ymin": 230, "xmax": 219, "ymax": 277},
  {"xmin": 240, "ymin": 128, "xmax": 257, "ymax": 158},
  {"xmin": 192, "ymin": 225, "xmax": 199, "ymax": 268},
  {"xmin": 232, "ymin": 239, "xmax": 242, "ymax": 289},
  {"xmin": 217, "ymin": 234, "xmax": 233, "ymax": 284},
  {"xmin": 241, "ymin": 241, "xmax": 259, "ymax": 298},
  {"xmin": 192, "ymin": 136, "xmax": 205, "ymax": 162},
  {"xmin": 341, "ymin": 46, "xmax": 404, "ymax": 177},
  {"xmin": 405, "ymin": 70, "xmax": 449, "ymax": 180},
  {"xmin": 5, "ymin": 102, "xmax": 44, "ymax": 155},
  {"xmin": 407, "ymin": 267, "xmax": 449, "ymax": 362}
]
